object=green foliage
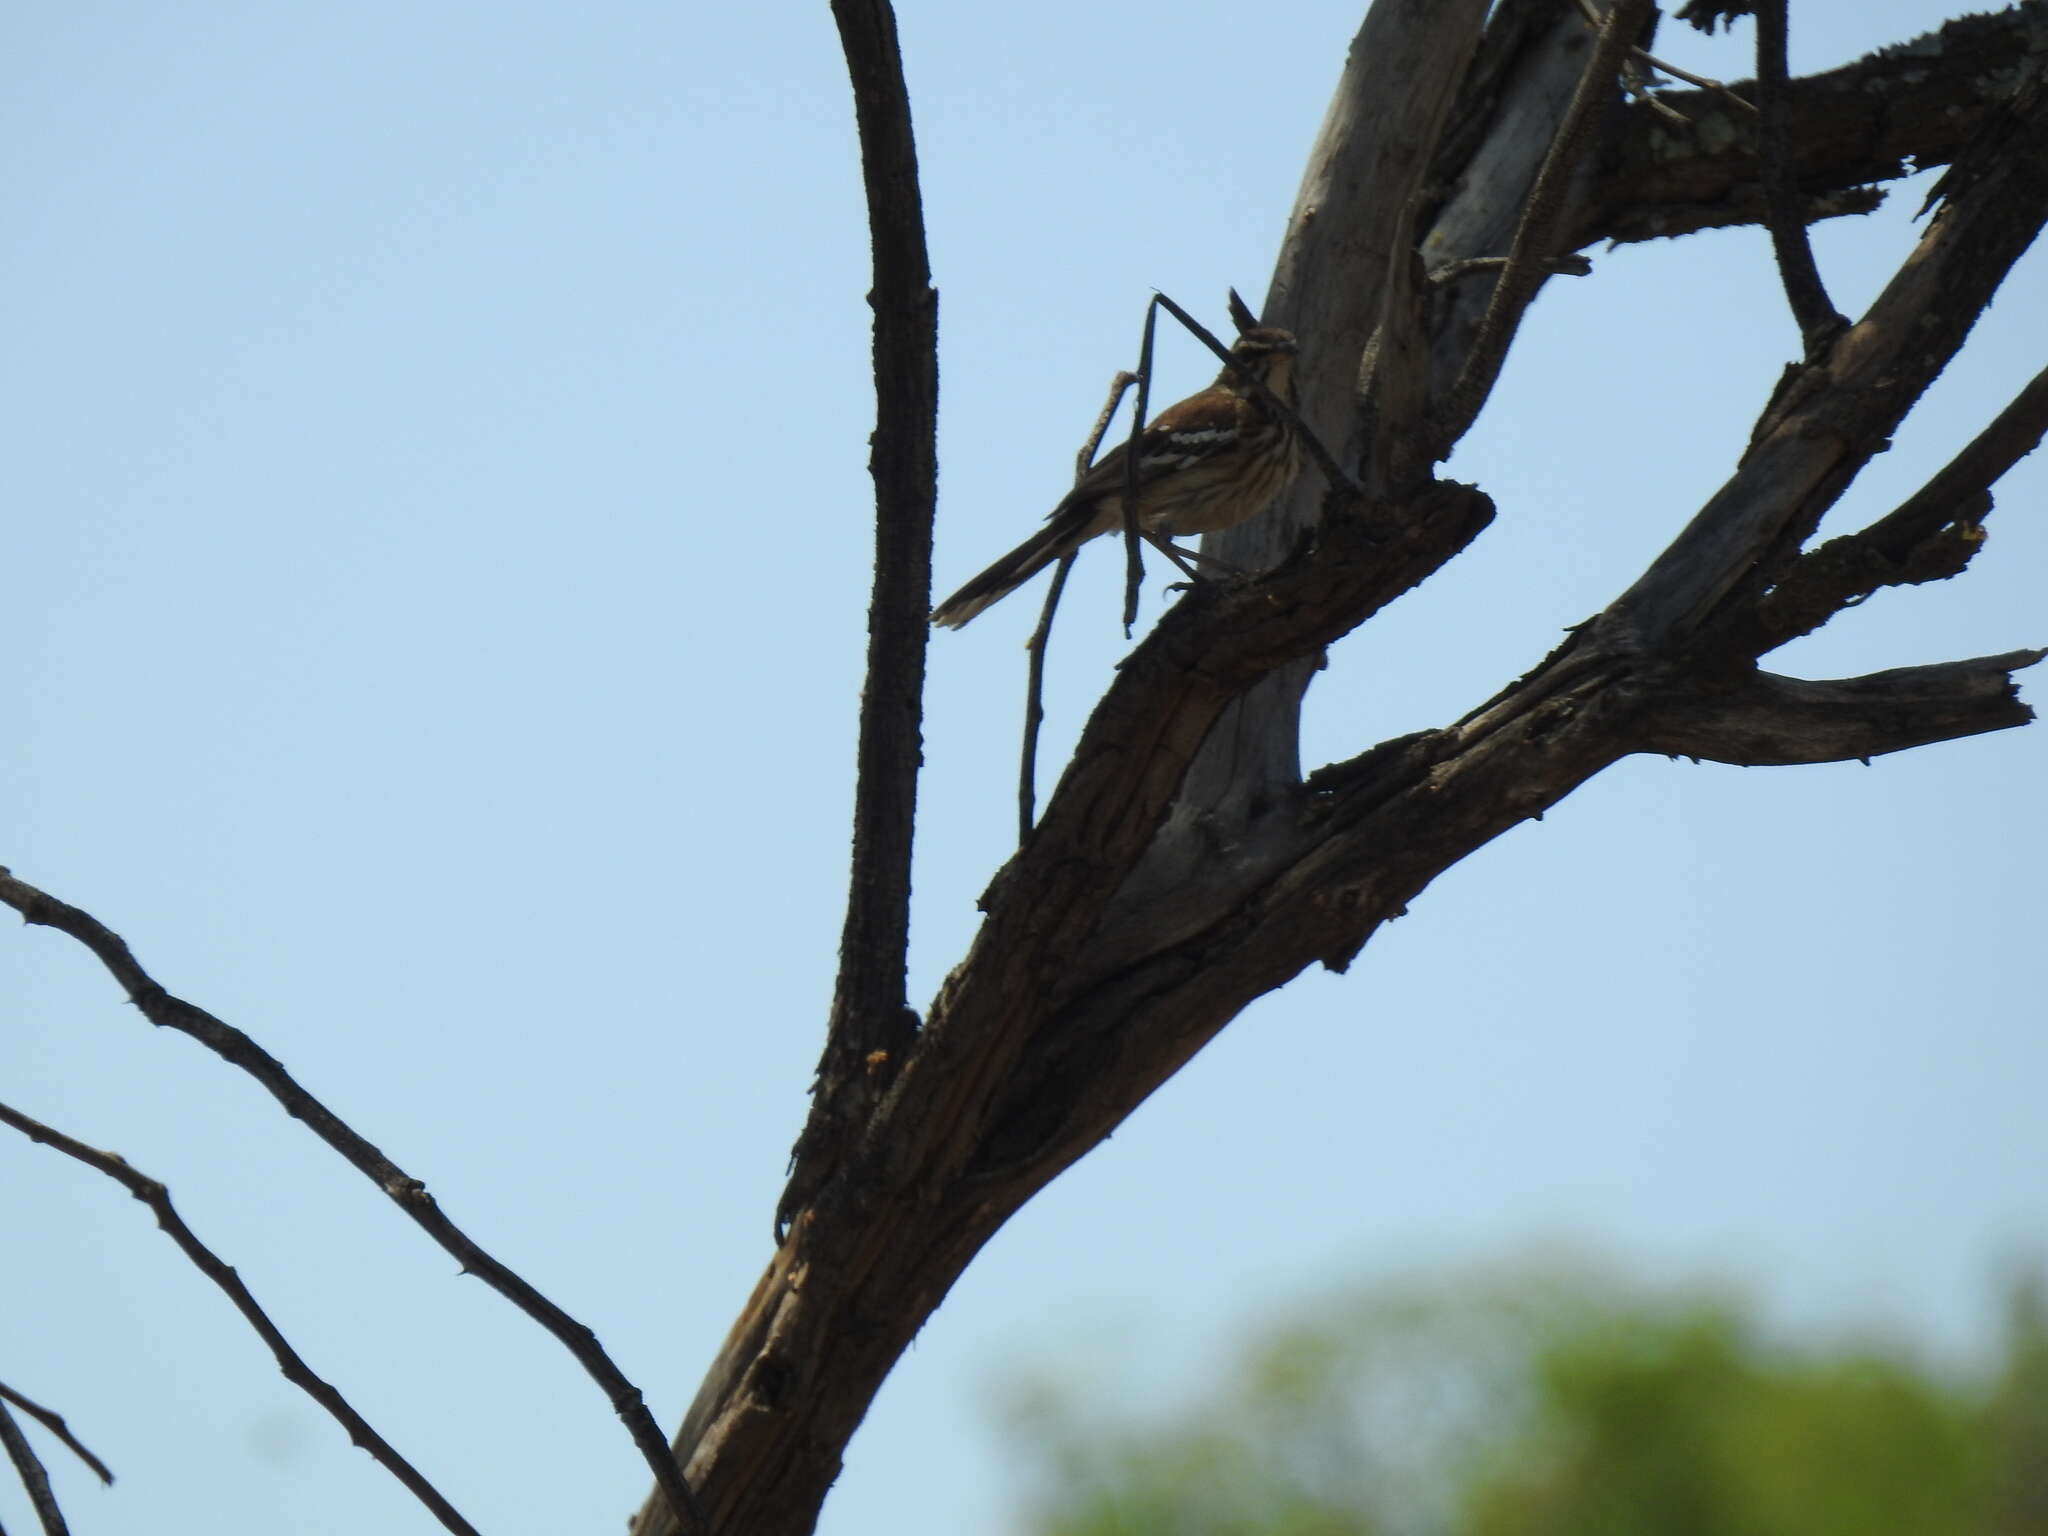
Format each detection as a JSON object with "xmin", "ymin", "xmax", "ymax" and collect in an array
[{"xmin": 1001, "ymin": 1260, "xmax": 2048, "ymax": 1536}]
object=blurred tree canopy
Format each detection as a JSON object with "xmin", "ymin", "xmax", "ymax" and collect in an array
[{"xmin": 1000, "ymin": 1261, "xmax": 2048, "ymax": 1536}]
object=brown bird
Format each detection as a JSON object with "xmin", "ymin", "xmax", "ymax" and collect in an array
[{"xmin": 930, "ymin": 326, "xmax": 1303, "ymax": 628}]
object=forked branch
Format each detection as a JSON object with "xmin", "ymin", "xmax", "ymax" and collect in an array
[
  {"xmin": 0, "ymin": 1384, "xmax": 110, "ymax": 1491},
  {"xmin": 0, "ymin": 1397, "xmax": 67, "ymax": 1536},
  {"xmin": 0, "ymin": 869, "xmax": 703, "ymax": 1533},
  {"xmin": 0, "ymin": 1099, "xmax": 479, "ymax": 1536}
]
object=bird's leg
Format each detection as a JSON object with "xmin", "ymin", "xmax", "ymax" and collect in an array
[{"xmin": 1142, "ymin": 530, "xmax": 1246, "ymax": 581}]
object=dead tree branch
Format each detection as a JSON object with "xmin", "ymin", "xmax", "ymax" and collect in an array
[
  {"xmin": 1020, "ymin": 371, "xmax": 1136, "ymax": 840},
  {"xmin": 0, "ymin": 1396, "xmax": 65, "ymax": 1536},
  {"xmin": 0, "ymin": 869, "xmax": 703, "ymax": 1532},
  {"xmin": 1609, "ymin": 64, "xmax": 2048, "ymax": 655},
  {"xmin": 1586, "ymin": 3, "xmax": 2048, "ymax": 246},
  {"xmin": 778, "ymin": 0, "xmax": 941, "ymax": 1240},
  {"xmin": 0, "ymin": 1386, "xmax": 109, "ymax": 1491},
  {"xmin": 1178, "ymin": 0, "xmax": 1492, "ymax": 825},
  {"xmin": 1635, "ymin": 652, "xmax": 2045, "ymax": 765},
  {"xmin": 1746, "ymin": 359, "xmax": 2048, "ymax": 652},
  {"xmin": 0, "ymin": 1100, "xmax": 478, "ymax": 1536}
]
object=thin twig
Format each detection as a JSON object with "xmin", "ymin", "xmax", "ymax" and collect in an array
[
  {"xmin": 1149, "ymin": 291, "xmax": 1360, "ymax": 501},
  {"xmin": 1019, "ymin": 554, "xmax": 1076, "ymax": 844},
  {"xmin": 0, "ymin": 1386, "xmax": 110, "ymax": 1488},
  {"xmin": 1638, "ymin": 51, "xmax": 1756, "ymax": 110},
  {"xmin": 1571, "ymin": 0, "xmax": 1757, "ymax": 113},
  {"xmin": 1435, "ymin": 0, "xmax": 1655, "ymax": 457},
  {"xmin": 0, "ymin": 1398, "xmax": 63, "ymax": 1536},
  {"xmin": 1754, "ymin": 0, "xmax": 1843, "ymax": 352},
  {"xmin": 0, "ymin": 1099, "xmax": 478, "ymax": 1536},
  {"xmin": 1120, "ymin": 305, "xmax": 1162, "ymax": 634},
  {"xmin": 1076, "ymin": 371, "xmax": 1139, "ymax": 484},
  {"xmin": 1018, "ymin": 371, "xmax": 1139, "ymax": 842},
  {"xmin": 0, "ymin": 868, "xmax": 704, "ymax": 1534}
]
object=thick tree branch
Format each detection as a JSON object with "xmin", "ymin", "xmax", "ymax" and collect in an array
[
  {"xmin": 1609, "ymin": 66, "xmax": 2048, "ymax": 654},
  {"xmin": 635, "ymin": 503, "xmax": 1501, "ymax": 1534},
  {"xmin": 1746, "ymin": 359, "xmax": 2048, "ymax": 651},
  {"xmin": 1586, "ymin": 2, "xmax": 2048, "ymax": 245},
  {"xmin": 0, "ymin": 870, "xmax": 703, "ymax": 1533},
  {"xmin": 0, "ymin": 1100, "xmax": 478, "ymax": 1536},
  {"xmin": 1175, "ymin": 0, "xmax": 1491, "ymax": 824},
  {"xmin": 780, "ymin": 0, "xmax": 940, "ymax": 1237},
  {"xmin": 1634, "ymin": 652, "xmax": 2045, "ymax": 765}
]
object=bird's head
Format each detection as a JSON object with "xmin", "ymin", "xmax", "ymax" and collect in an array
[{"xmin": 1219, "ymin": 326, "xmax": 1299, "ymax": 400}]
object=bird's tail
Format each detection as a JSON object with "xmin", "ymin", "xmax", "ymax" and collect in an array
[{"xmin": 930, "ymin": 496, "xmax": 1096, "ymax": 629}]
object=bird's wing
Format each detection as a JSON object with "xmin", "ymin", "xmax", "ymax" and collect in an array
[{"xmin": 1065, "ymin": 387, "xmax": 1248, "ymax": 508}]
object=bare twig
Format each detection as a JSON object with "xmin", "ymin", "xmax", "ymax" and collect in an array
[
  {"xmin": 1754, "ymin": 0, "xmax": 1844, "ymax": 352},
  {"xmin": 0, "ymin": 1100, "xmax": 477, "ymax": 1536},
  {"xmin": 1573, "ymin": 0, "xmax": 1757, "ymax": 113},
  {"xmin": 1119, "ymin": 303, "xmax": 1162, "ymax": 634},
  {"xmin": 1075, "ymin": 370, "xmax": 1139, "ymax": 485},
  {"xmin": 1019, "ymin": 371, "xmax": 1139, "ymax": 842},
  {"xmin": 0, "ymin": 1387, "xmax": 109, "ymax": 1488},
  {"xmin": 1619, "ymin": 52, "xmax": 1693, "ymax": 125},
  {"xmin": 0, "ymin": 869, "xmax": 703, "ymax": 1533},
  {"xmin": 1019, "ymin": 554, "xmax": 1077, "ymax": 844},
  {"xmin": 1639, "ymin": 55, "xmax": 1755, "ymax": 111},
  {"xmin": 1435, "ymin": 0, "xmax": 1655, "ymax": 457},
  {"xmin": 0, "ymin": 1397, "xmax": 64, "ymax": 1536}
]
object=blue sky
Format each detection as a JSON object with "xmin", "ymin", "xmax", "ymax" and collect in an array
[{"xmin": 3, "ymin": 4, "xmax": 2043, "ymax": 1533}]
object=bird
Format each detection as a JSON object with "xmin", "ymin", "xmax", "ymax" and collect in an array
[{"xmin": 929, "ymin": 325, "xmax": 1303, "ymax": 629}]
